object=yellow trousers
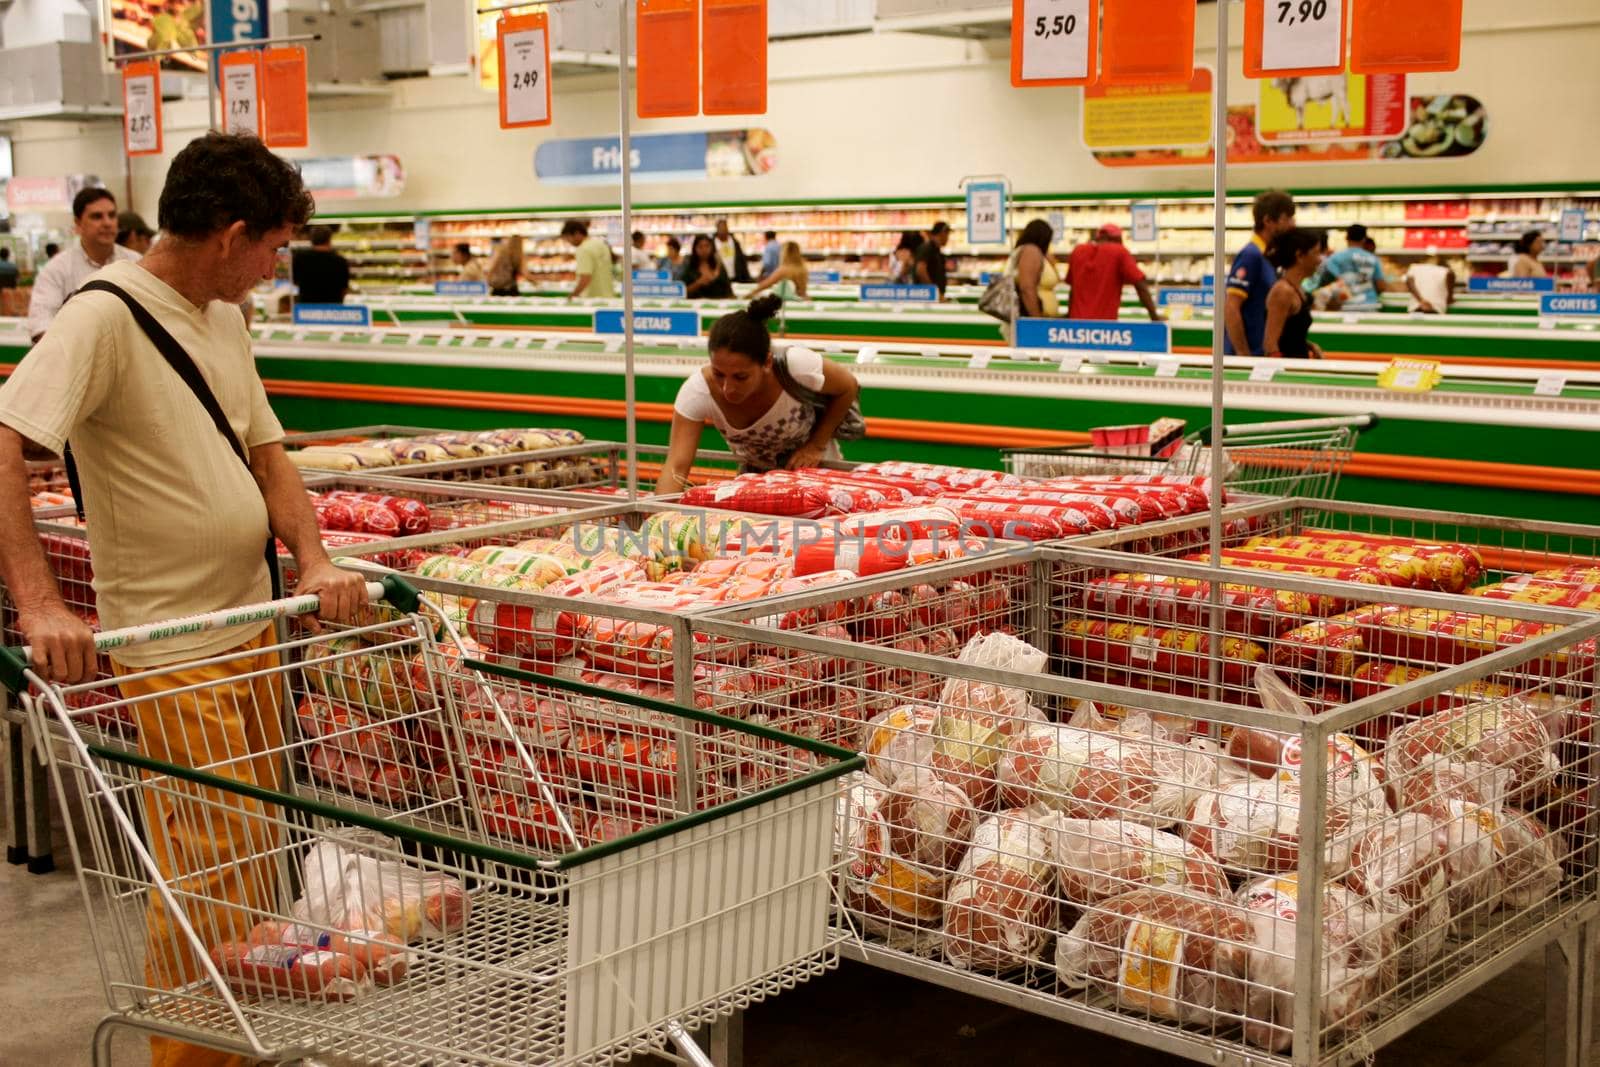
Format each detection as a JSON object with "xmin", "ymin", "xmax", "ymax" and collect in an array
[{"xmin": 114, "ymin": 629, "xmax": 285, "ymax": 1067}]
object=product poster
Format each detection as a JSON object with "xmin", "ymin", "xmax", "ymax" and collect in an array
[
  {"xmin": 105, "ymin": 0, "xmax": 208, "ymax": 72},
  {"xmin": 1092, "ymin": 93, "xmax": 1486, "ymax": 167},
  {"xmin": 1081, "ymin": 68, "xmax": 1213, "ymax": 152},
  {"xmin": 1256, "ymin": 71, "xmax": 1407, "ymax": 143}
]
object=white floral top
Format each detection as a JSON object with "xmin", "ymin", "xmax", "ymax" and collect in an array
[{"xmin": 673, "ymin": 346, "xmax": 842, "ymax": 472}]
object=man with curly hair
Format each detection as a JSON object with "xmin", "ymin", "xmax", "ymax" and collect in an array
[{"xmin": 0, "ymin": 133, "xmax": 367, "ymax": 1067}]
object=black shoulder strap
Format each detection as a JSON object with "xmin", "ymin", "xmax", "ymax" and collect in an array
[
  {"xmin": 61, "ymin": 279, "xmax": 281, "ymax": 596},
  {"xmin": 74, "ymin": 280, "xmax": 249, "ymax": 465}
]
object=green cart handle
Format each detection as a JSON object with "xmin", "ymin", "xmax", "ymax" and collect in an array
[{"xmin": 1, "ymin": 575, "xmax": 421, "ymax": 695}]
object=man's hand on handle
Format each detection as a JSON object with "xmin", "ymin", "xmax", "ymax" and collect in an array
[
  {"xmin": 296, "ymin": 559, "xmax": 367, "ymax": 628},
  {"xmin": 20, "ymin": 601, "xmax": 97, "ymax": 684}
]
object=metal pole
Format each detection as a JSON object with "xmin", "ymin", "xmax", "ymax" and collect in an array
[
  {"xmin": 1208, "ymin": 1, "xmax": 1230, "ymax": 569},
  {"xmin": 619, "ymin": 0, "xmax": 639, "ymax": 500},
  {"xmin": 1204, "ymin": 0, "xmax": 1231, "ymax": 707}
]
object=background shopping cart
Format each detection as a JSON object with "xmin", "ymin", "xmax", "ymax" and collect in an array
[
  {"xmin": 1004, "ymin": 413, "xmax": 1377, "ymax": 500},
  {"xmin": 1, "ymin": 582, "xmax": 860, "ymax": 1067}
]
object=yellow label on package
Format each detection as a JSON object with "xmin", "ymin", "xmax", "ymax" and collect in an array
[
  {"xmin": 1378, "ymin": 358, "xmax": 1443, "ymax": 392},
  {"xmin": 1119, "ymin": 920, "xmax": 1184, "ymax": 1015}
]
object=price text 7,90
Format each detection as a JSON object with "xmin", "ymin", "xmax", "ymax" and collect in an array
[
  {"xmin": 1033, "ymin": 14, "xmax": 1077, "ymax": 38},
  {"xmin": 1276, "ymin": 0, "xmax": 1328, "ymax": 25}
]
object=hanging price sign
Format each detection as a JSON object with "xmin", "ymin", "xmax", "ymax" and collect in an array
[
  {"xmin": 261, "ymin": 46, "xmax": 310, "ymax": 149},
  {"xmin": 1350, "ymin": 0, "xmax": 1463, "ymax": 74},
  {"xmin": 220, "ymin": 52, "xmax": 262, "ymax": 137},
  {"xmin": 497, "ymin": 11, "xmax": 552, "ymax": 128},
  {"xmin": 1011, "ymin": 0, "xmax": 1097, "ymax": 87},
  {"xmin": 122, "ymin": 61, "xmax": 162, "ymax": 156},
  {"xmin": 1246, "ymin": 0, "xmax": 1347, "ymax": 76}
]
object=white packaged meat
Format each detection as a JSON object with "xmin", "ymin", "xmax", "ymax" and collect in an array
[
  {"xmin": 1383, "ymin": 698, "xmax": 1559, "ymax": 802},
  {"xmin": 1344, "ymin": 813, "xmax": 1451, "ymax": 974},
  {"xmin": 861, "ymin": 704, "xmax": 939, "ymax": 786},
  {"xmin": 997, "ymin": 714, "xmax": 1192, "ymax": 827},
  {"xmin": 1225, "ymin": 729, "xmax": 1391, "ymax": 837},
  {"xmin": 927, "ymin": 713, "xmax": 1004, "ymax": 811},
  {"xmin": 1055, "ymin": 820, "xmax": 1231, "ymax": 904},
  {"xmin": 1054, "ymin": 889, "xmax": 1251, "ymax": 1028},
  {"xmin": 1232, "ymin": 876, "xmax": 1394, "ymax": 1053},
  {"xmin": 835, "ymin": 772, "xmax": 948, "ymax": 935},
  {"xmin": 943, "ymin": 807, "xmax": 1061, "ymax": 971},
  {"xmin": 881, "ymin": 768, "xmax": 979, "ymax": 872},
  {"xmin": 1426, "ymin": 800, "xmax": 1563, "ymax": 916},
  {"xmin": 1183, "ymin": 778, "xmax": 1357, "ymax": 875}
]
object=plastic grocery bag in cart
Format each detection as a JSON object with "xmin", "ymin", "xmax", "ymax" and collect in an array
[{"xmin": 1, "ymin": 577, "xmax": 863, "ymax": 1067}]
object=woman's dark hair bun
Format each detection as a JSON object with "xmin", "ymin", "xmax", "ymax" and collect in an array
[{"xmin": 747, "ymin": 293, "xmax": 783, "ymax": 322}]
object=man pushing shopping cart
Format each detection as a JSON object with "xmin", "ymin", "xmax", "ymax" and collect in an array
[{"xmin": 0, "ymin": 133, "xmax": 369, "ymax": 1067}]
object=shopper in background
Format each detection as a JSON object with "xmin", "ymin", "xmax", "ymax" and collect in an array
[
  {"xmin": 1008, "ymin": 220, "xmax": 1060, "ymax": 317},
  {"xmin": 1311, "ymin": 224, "xmax": 1400, "ymax": 310},
  {"xmin": 117, "ymin": 211, "xmax": 156, "ymax": 255},
  {"xmin": 658, "ymin": 294, "xmax": 860, "ymax": 489},
  {"xmin": 1064, "ymin": 223, "xmax": 1161, "ymax": 322},
  {"xmin": 451, "ymin": 241, "xmax": 487, "ymax": 284},
  {"xmin": 485, "ymin": 235, "xmax": 524, "ymax": 296},
  {"xmin": 749, "ymin": 241, "xmax": 809, "ymax": 301},
  {"xmin": 291, "ymin": 225, "xmax": 351, "ymax": 305},
  {"xmin": 713, "ymin": 219, "xmax": 752, "ymax": 283},
  {"xmin": 913, "ymin": 221, "xmax": 951, "ymax": 299},
  {"xmin": 1224, "ymin": 188, "xmax": 1298, "ymax": 357},
  {"xmin": 44, "ymin": 242, "xmax": 60, "ymax": 260},
  {"xmin": 0, "ymin": 248, "xmax": 17, "ymax": 289},
  {"xmin": 890, "ymin": 231, "xmax": 924, "ymax": 283},
  {"xmin": 759, "ymin": 230, "xmax": 782, "ymax": 280},
  {"xmin": 629, "ymin": 230, "xmax": 656, "ymax": 274},
  {"xmin": 680, "ymin": 234, "xmax": 735, "ymax": 299},
  {"xmin": 26, "ymin": 186, "xmax": 140, "ymax": 342},
  {"xmin": 1510, "ymin": 230, "xmax": 1548, "ymax": 278},
  {"xmin": 0, "ymin": 131, "xmax": 366, "ymax": 1067},
  {"xmin": 1262, "ymin": 227, "xmax": 1326, "ymax": 359},
  {"xmin": 1406, "ymin": 256, "xmax": 1456, "ymax": 313},
  {"xmin": 659, "ymin": 236, "xmax": 683, "ymax": 274},
  {"xmin": 563, "ymin": 219, "xmax": 616, "ymax": 299}
]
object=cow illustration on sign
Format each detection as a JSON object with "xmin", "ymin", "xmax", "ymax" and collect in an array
[{"xmin": 1272, "ymin": 75, "xmax": 1350, "ymax": 129}]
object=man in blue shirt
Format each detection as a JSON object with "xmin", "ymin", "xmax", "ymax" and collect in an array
[
  {"xmin": 1312, "ymin": 224, "xmax": 1402, "ymax": 310},
  {"xmin": 759, "ymin": 230, "xmax": 781, "ymax": 281},
  {"xmin": 1224, "ymin": 189, "xmax": 1297, "ymax": 356}
]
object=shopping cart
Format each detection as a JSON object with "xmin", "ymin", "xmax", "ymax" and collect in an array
[
  {"xmin": 1004, "ymin": 414, "xmax": 1376, "ymax": 500},
  {"xmin": 0, "ymin": 579, "xmax": 860, "ymax": 1067}
]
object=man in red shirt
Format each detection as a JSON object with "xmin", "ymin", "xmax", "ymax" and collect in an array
[{"xmin": 1064, "ymin": 224, "xmax": 1162, "ymax": 322}]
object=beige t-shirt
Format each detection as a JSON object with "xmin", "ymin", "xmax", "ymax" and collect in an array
[
  {"xmin": 576, "ymin": 236, "xmax": 616, "ymax": 298},
  {"xmin": 0, "ymin": 261, "xmax": 284, "ymax": 666}
]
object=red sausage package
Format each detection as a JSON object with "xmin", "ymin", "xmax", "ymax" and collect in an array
[
  {"xmin": 1054, "ymin": 889, "xmax": 1251, "ymax": 1028},
  {"xmin": 209, "ymin": 941, "xmax": 371, "ymax": 1002},
  {"xmin": 1343, "ymin": 813, "xmax": 1451, "ymax": 974},
  {"xmin": 1382, "ymin": 697, "xmax": 1559, "ymax": 801},
  {"xmin": 321, "ymin": 491, "xmax": 432, "ymax": 536},
  {"xmin": 836, "ymin": 772, "xmax": 950, "ymax": 935}
]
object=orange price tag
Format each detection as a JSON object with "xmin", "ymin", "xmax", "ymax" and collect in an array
[
  {"xmin": 1102, "ymin": 0, "xmax": 1194, "ymax": 85},
  {"xmin": 1350, "ymin": 0, "xmax": 1462, "ymax": 74},
  {"xmin": 1245, "ymin": 0, "xmax": 1347, "ymax": 76},
  {"xmin": 1011, "ymin": 0, "xmax": 1098, "ymax": 87},
  {"xmin": 497, "ymin": 11, "xmax": 553, "ymax": 128},
  {"xmin": 261, "ymin": 46, "xmax": 309, "ymax": 148},
  {"xmin": 637, "ymin": 0, "xmax": 699, "ymax": 118},
  {"xmin": 121, "ymin": 61, "xmax": 162, "ymax": 156},
  {"xmin": 701, "ymin": 0, "xmax": 766, "ymax": 115},
  {"xmin": 219, "ymin": 51, "xmax": 262, "ymax": 137}
]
